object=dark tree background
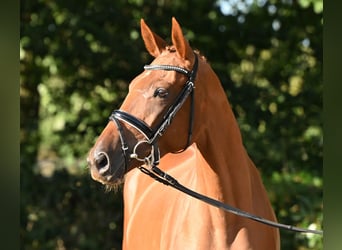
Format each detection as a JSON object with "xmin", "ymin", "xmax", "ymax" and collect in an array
[{"xmin": 20, "ymin": 0, "xmax": 322, "ymax": 249}]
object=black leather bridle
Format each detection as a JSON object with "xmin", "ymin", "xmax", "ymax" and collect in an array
[
  {"xmin": 108, "ymin": 53, "xmax": 323, "ymax": 236},
  {"xmin": 109, "ymin": 53, "xmax": 199, "ymax": 172}
]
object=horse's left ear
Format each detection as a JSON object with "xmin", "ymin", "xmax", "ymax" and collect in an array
[{"xmin": 171, "ymin": 17, "xmax": 193, "ymax": 61}]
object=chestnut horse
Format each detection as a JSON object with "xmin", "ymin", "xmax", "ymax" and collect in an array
[{"xmin": 87, "ymin": 18, "xmax": 280, "ymax": 249}]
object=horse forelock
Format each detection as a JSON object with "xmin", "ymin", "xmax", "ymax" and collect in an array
[
  {"xmin": 162, "ymin": 45, "xmax": 207, "ymax": 62},
  {"xmin": 165, "ymin": 45, "xmax": 176, "ymax": 53}
]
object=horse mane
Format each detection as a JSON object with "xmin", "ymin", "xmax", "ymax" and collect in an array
[{"xmin": 194, "ymin": 49, "xmax": 207, "ymax": 62}]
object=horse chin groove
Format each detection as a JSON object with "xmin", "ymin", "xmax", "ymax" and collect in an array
[
  {"xmin": 92, "ymin": 171, "xmax": 125, "ymax": 191},
  {"xmin": 104, "ymin": 178, "xmax": 125, "ymax": 193}
]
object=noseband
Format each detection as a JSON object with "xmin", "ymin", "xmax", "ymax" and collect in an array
[{"xmin": 109, "ymin": 54, "xmax": 199, "ymax": 171}]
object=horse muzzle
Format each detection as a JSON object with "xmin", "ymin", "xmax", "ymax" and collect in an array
[{"xmin": 87, "ymin": 147, "xmax": 126, "ymax": 185}]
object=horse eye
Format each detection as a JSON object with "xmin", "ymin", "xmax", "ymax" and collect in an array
[{"xmin": 153, "ymin": 88, "xmax": 168, "ymax": 98}]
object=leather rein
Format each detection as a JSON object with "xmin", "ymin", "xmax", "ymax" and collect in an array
[{"xmin": 109, "ymin": 54, "xmax": 323, "ymax": 235}]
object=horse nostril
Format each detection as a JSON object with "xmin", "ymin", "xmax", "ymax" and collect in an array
[
  {"xmin": 95, "ymin": 152, "xmax": 110, "ymax": 174},
  {"xmin": 96, "ymin": 153, "xmax": 108, "ymax": 167}
]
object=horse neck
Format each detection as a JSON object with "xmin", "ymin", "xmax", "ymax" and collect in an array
[{"xmin": 193, "ymin": 62, "xmax": 257, "ymax": 205}]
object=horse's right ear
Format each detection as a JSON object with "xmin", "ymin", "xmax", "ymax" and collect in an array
[{"xmin": 141, "ymin": 19, "xmax": 167, "ymax": 58}]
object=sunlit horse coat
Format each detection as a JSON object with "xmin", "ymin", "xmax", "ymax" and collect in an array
[{"xmin": 88, "ymin": 18, "xmax": 280, "ymax": 249}]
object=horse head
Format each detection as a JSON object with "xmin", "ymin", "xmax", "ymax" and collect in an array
[{"xmin": 87, "ymin": 18, "xmax": 202, "ymax": 186}]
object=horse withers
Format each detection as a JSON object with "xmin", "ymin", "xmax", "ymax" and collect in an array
[{"xmin": 87, "ymin": 18, "xmax": 280, "ymax": 250}]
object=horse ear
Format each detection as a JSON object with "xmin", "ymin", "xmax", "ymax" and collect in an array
[
  {"xmin": 141, "ymin": 19, "xmax": 167, "ymax": 58},
  {"xmin": 171, "ymin": 17, "xmax": 193, "ymax": 60}
]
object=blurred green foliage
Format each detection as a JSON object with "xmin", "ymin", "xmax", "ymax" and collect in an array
[{"xmin": 20, "ymin": 0, "xmax": 322, "ymax": 249}]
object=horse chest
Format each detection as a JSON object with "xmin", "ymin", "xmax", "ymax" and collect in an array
[{"xmin": 123, "ymin": 162, "xmax": 229, "ymax": 249}]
